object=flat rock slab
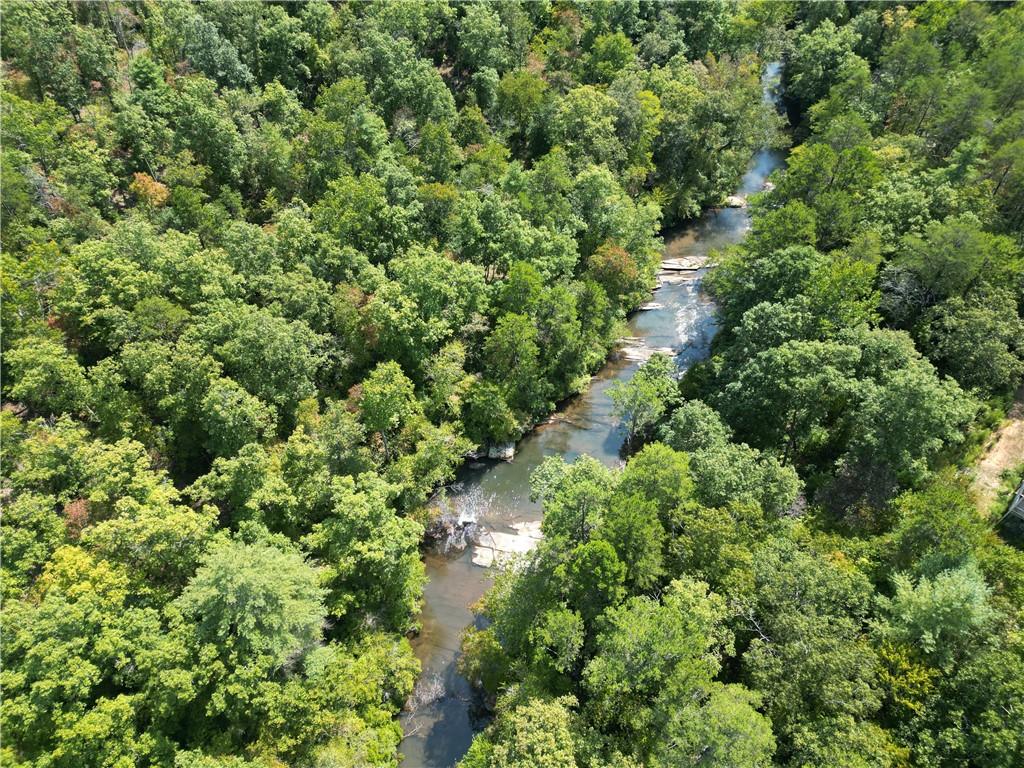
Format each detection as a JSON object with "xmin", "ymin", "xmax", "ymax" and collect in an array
[
  {"xmin": 619, "ymin": 342, "xmax": 676, "ymax": 363},
  {"xmin": 657, "ymin": 272, "xmax": 698, "ymax": 285},
  {"xmin": 479, "ymin": 530, "xmax": 538, "ymax": 553},
  {"xmin": 471, "ymin": 523, "xmax": 543, "ymax": 568},
  {"xmin": 510, "ymin": 520, "xmax": 543, "ymax": 539},
  {"xmin": 660, "ymin": 256, "xmax": 706, "ymax": 271},
  {"xmin": 471, "ymin": 547, "xmax": 495, "ymax": 567}
]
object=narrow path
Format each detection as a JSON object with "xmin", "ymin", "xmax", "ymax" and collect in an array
[{"xmin": 972, "ymin": 385, "xmax": 1024, "ymax": 511}]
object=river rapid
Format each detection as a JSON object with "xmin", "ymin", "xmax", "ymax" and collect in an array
[{"xmin": 399, "ymin": 62, "xmax": 785, "ymax": 768}]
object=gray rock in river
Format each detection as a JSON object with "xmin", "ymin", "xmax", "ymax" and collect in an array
[{"xmin": 487, "ymin": 442, "xmax": 516, "ymax": 461}]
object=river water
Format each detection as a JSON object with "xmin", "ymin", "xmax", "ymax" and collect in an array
[{"xmin": 399, "ymin": 63, "xmax": 785, "ymax": 768}]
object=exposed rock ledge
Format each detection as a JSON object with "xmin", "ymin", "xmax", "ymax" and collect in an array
[
  {"xmin": 660, "ymin": 256, "xmax": 706, "ymax": 272},
  {"xmin": 472, "ymin": 520, "xmax": 543, "ymax": 568},
  {"xmin": 487, "ymin": 442, "xmax": 516, "ymax": 461},
  {"xmin": 618, "ymin": 336, "xmax": 675, "ymax": 363}
]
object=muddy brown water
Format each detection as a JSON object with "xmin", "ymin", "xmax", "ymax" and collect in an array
[{"xmin": 399, "ymin": 64, "xmax": 786, "ymax": 768}]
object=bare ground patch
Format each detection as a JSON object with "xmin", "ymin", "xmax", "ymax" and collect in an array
[{"xmin": 972, "ymin": 385, "xmax": 1024, "ymax": 511}]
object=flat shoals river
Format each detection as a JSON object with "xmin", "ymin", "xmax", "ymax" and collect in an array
[{"xmin": 400, "ymin": 63, "xmax": 785, "ymax": 768}]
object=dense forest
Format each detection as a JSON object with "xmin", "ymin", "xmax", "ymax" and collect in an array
[
  {"xmin": 0, "ymin": 2, "xmax": 1022, "ymax": 768},
  {"xmin": 0, "ymin": 2, "xmax": 781, "ymax": 767},
  {"xmin": 459, "ymin": 2, "xmax": 1024, "ymax": 768}
]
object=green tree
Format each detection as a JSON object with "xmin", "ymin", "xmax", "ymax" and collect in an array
[
  {"xmin": 688, "ymin": 441, "xmax": 801, "ymax": 518},
  {"xmin": 650, "ymin": 684, "xmax": 775, "ymax": 768},
  {"xmin": 485, "ymin": 313, "xmax": 546, "ymax": 417},
  {"xmin": 317, "ymin": 399, "xmax": 373, "ymax": 478},
  {"xmin": 471, "ymin": 696, "xmax": 580, "ymax": 768},
  {"xmin": 6, "ymin": 336, "xmax": 90, "ymax": 417},
  {"xmin": 900, "ymin": 633, "xmax": 1024, "ymax": 768},
  {"xmin": 652, "ymin": 54, "xmax": 778, "ymax": 219},
  {"xmin": 597, "ymin": 492, "xmax": 665, "ymax": 592},
  {"xmin": 609, "ymin": 76, "xmax": 663, "ymax": 189},
  {"xmin": 0, "ymin": 1, "xmax": 88, "ymax": 111},
  {"xmin": 1, "ymin": 547, "xmax": 177, "ymax": 765},
  {"xmin": 718, "ymin": 340, "xmax": 860, "ymax": 465},
  {"xmin": 786, "ymin": 20, "xmax": 862, "ymax": 115},
  {"xmin": 844, "ymin": 357, "xmax": 974, "ymax": 487},
  {"xmin": 582, "ymin": 578, "xmax": 733, "ymax": 737},
  {"xmin": 312, "ymin": 173, "xmax": 412, "ymax": 263},
  {"xmin": 389, "ymin": 246, "xmax": 488, "ymax": 354},
  {"xmin": 889, "ymin": 478, "xmax": 988, "ymax": 576},
  {"xmin": 200, "ymin": 378, "xmax": 277, "ymax": 458},
  {"xmin": 530, "ymin": 606, "xmax": 585, "ymax": 679},
  {"xmin": 423, "ymin": 342, "xmax": 473, "ymax": 422},
  {"xmin": 584, "ymin": 32, "xmax": 637, "ymax": 84},
  {"xmin": 175, "ymin": 538, "xmax": 326, "ymax": 668},
  {"xmin": 164, "ymin": 2, "xmax": 254, "ymax": 88},
  {"xmin": 740, "ymin": 538, "xmax": 881, "ymax": 764},
  {"xmin": 610, "ymin": 353, "xmax": 679, "ymax": 446},
  {"xmin": 916, "ymin": 290, "xmax": 1024, "ymax": 394},
  {"xmin": 533, "ymin": 455, "xmax": 617, "ymax": 549},
  {"xmin": 302, "ymin": 77, "xmax": 388, "ymax": 193},
  {"xmin": 554, "ymin": 539, "xmax": 626, "ymax": 625},
  {"xmin": 195, "ymin": 303, "xmax": 325, "ymax": 428},
  {"xmin": 551, "ymin": 86, "xmax": 624, "ymax": 170},
  {"xmin": 82, "ymin": 500, "xmax": 215, "ymax": 603},
  {"xmin": 359, "ymin": 30, "xmax": 457, "ymax": 127},
  {"xmin": 417, "ymin": 121, "xmax": 462, "ymax": 183},
  {"xmin": 0, "ymin": 492, "xmax": 65, "ymax": 598},
  {"xmin": 878, "ymin": 562, "xmax": 996, "ymax": 670},
  {"xmin": 358, "ymin": 361, "xmax": 419, "ymax": 461},
  {"xmin": 495, "ymin": 70, "xmax": 549, "ymax": 157},
  {"xmin": 617, "ymin": 443, "xmax": 694, "ymax": 516},
  {"xmin": 708, "ymin": 245, "xmax": 828, "ymax": 327},
  {"xmin": 457, "ymin": 2, "xmax": 520, "ymax": 74},
  {"xmin": 462, "ymin": 379, "xmax": 518, "ymax": 445},
  {"xmin": 659, "ymin": 399, "xmax": 733, "ymax": 453},
  {"xmin": 882, "ymin": 216, "xmax": 1021, "ymax": 326},
  {"xmin": 304, "ymin": 478, "xmax": 424, "ymax": 632}
]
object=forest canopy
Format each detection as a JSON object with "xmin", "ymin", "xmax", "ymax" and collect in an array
[
  {"xmin": 458, "ymin": 2, "xmax": 1024, "ymax": 768},
  {"xmin": 2, "ymin": 2, "xmax": 1023, "ymax": 768},
  {"xmin": 1, "ymin": 2, "xmax": 782, "ymax": 767}
]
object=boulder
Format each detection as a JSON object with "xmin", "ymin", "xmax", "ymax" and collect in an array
[
  {"xmin": 723, "ymin": 195, "xmax": 747, "ymax": 208},
  {"xmin": 472, "ymin": 546, "xmax": 495, "ymax": 567},
  {"xmin": 471, "ymin": 523, "xmax": 543, "ymax": 568},
  {"xmin": 487, "ymin": 442, "xmax": 516, "ymax": 461}
]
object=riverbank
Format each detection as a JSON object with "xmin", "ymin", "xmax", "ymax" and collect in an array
[
  {"xmin": 400, "ymin": 175, "xmax": 783, "ymax": 768},
  {"xmin": 399, "ymin": 60, "xmax": 786, "ymax": 768}
]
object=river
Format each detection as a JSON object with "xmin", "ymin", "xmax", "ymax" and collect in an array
[{"xmin": 399, "ymin": 63, "xmax": 785, "ymax": 768}]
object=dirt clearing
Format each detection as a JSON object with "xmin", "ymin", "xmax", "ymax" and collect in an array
[{"xmin": 972, "ymin": 385, "xmax": 1024, "ymax": 511}]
